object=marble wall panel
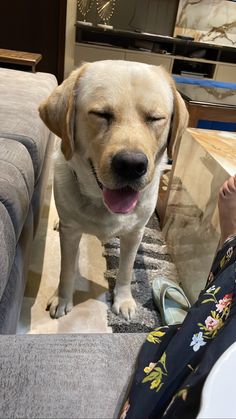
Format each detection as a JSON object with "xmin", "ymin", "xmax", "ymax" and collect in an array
[{"xmin": 174, "ymin": 0, "xmax": 236, "ymax": 47}]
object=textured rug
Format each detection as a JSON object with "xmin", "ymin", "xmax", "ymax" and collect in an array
[{"xmin": 104, "ymin": 212, "xmax": 179, "ymax": 333}]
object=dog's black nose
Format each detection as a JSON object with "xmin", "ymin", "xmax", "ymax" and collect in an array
[{"xmin": 112, "ymin": 151, "xmax": 148, "ymax": 180}]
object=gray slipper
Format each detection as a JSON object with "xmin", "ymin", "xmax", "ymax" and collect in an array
[{"xmin": 152, "ymin": 277, "xmax": 191, "ymax": 325}]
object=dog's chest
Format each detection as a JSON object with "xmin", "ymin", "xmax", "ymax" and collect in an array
[
  {"xmin": 55, "ymin": 155, "xmax": 160, "ymax": 240},
  {"xmin": 73, "ymin": 198, "xmax": 146, "ymax": 240}
]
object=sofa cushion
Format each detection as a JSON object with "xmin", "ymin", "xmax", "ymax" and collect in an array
[
  {"xmin": 0, "ymin": 68, "xmax": 57, "ymax": 181},
  {"xmin": 0, "ymin": 138, "xmax": 34, "ymax": 240},
  {"xmin": 0, "ymin": 202, "xmax": 16, "ymax": 301},
  {"xmin": 0, "ymin": 334, "xmax": 146, "ymax": 418},
  {"xmin": 0, "ymin": 208, "xmax": 33, "ymax": 334}
]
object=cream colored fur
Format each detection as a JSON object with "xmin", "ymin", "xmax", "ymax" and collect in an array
[{"xmin": 39, "ymin": 60, "xmax": 188, "ymax": 320}]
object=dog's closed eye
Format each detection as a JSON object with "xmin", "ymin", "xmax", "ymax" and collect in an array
[
  {"xmin": 89, "ymin": 109, "xmax": 114, "ymax": 124},
  {"xmin": 145, "ymin": 114, "xmax": 166, "ymax": 124}
]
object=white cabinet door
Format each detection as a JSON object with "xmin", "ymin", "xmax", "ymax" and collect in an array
[
  {"xmin": 214, "ymin": 64, "xmax": 236, "ymax": 83},
  {"xmin": 75, "ymin": 43, "xmax": 125, "ymax": 66},
  {"xmin": 125, "ymin": 51, "xmax": 173, "ymax": 72}
]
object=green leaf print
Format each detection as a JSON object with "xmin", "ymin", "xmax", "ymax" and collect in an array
[
  {"xmin": 146, "ymin": 329, "xmax": 166, "ymax": 344},
  {"xmin": 142, "ymin": 352, "xmax": 168, "ymax": 392},
  {"xmin": 202, "ymin": 299, "xmax": 215, "ymax": 304}
]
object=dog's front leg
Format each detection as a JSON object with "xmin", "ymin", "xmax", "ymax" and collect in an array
[
  {"xmin": 112, "ymin": 228, "xmax": 144, "ymax": 320},
  {"xmin": 47, "ymin": 222, "xmax": 82, "ymax": 319}
]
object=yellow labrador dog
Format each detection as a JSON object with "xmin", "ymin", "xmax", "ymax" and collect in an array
[{"xmin": 39, "ymin": 60, "xmax": 188, "ymax": 320}]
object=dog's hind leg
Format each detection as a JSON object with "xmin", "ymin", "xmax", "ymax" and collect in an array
[
  {"xmin": 47, "ymin": 222, "xmax": 82, "ymax": 319},
  {"xmin": 112, "ymin": 228, "xmax": 144, "ymax": 320}
]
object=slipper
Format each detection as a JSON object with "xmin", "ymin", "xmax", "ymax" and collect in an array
[{"xmin": 152, "ymin": 277, "xmax": 191, "ymax": 326}]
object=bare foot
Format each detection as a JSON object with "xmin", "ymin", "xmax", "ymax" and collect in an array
[{"xmin": 218, "ymin": 175, "xmax": 236, "ymax": 247}]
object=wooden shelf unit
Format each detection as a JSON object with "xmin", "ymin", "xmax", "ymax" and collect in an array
[{"xmin": 75, "ymin": 24, "xmax": 236, "ymax": 83}]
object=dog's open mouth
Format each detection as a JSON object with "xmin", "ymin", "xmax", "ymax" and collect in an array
[
  {"xmin": 90, "ymin": 160, "xmax": 140, "ymax": 214},
  {"xmin": 103, "ymin": 186, "xmax": 140, "ymax": 214}
]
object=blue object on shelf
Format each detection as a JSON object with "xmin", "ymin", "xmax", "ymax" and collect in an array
[
  {"xmin": 174, "ymin": 76, "xmax": 236, "ymax": 132},
  {"xmin": 173, "ymin": 75, "xmax": 236, "ymax": 90}
]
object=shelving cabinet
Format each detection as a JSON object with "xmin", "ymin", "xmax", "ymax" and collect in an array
[{"xmin": 75, "ymin": 24, "xmax": 236, "ymax": 83}]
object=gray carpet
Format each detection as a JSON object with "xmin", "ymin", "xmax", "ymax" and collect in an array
[
  {"xmin": 104, "ymin": 212, "xmax": 179, "ymax": 333},
  {"xmin": 0, "ymin": 334, "xmax": 146, "ymax": 419}
]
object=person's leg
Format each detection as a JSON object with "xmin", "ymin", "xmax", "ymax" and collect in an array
[
  {"xmin": 162, "ymin": 175, "xmax": 236, "ymax": 418},
  {"xmin": 218, "ymin": 174, "xmax": 236, "ymax": 247},
  {"xmin": 119, "ymin": 175, "xmax": 236, "ymax": 419}
]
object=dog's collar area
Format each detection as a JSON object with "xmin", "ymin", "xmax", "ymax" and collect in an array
[{"xmin": 89, "ymin": 160, "xmax": 103, "ymax": 189}]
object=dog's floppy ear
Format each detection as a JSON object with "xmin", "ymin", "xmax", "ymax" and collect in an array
[
  {"xmin": 167, "ymin": 84, "xmax": 189, "ymax": 161},
  {"xmin": 39, "ymin": 63, "xmax": 88, "ymax": 160}
]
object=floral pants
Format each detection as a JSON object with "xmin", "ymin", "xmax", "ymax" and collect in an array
[{"xmin": 120, "ymin": 236, "xmax": 236, "ymax": 419}]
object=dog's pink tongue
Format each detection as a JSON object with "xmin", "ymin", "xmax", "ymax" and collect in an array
[{"xmin": 103, "ymin": 187, "xmax": 140, "ymax": 214}]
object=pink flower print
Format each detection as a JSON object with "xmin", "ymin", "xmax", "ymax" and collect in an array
[
  {"xmin": 205, "ymin": 316, "xmax": 219, "ymax": 330},
  {"xmin": 216, "ymin": 301, "xmax": 226, "ymax": 313},
  {"xmin": 120, "ymin": 400, "xmax": 130, "ymax": 419},
  {"xmin": 223, "ymin": 293, "xmax": 233, "ymax": 304},
  {"xmin": 216, "ymin": 293, "xmax": 233, "ymax": 313},
  {"xmin": 144, "ymin": 362, "xmax": 157, "ymax": 374},
  {"xmin": 207, "ymin": 272, "xmax": 214, "ymax": 285}
]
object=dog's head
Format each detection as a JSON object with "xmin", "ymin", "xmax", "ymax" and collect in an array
[{"xmin": 39, "ymin": 60, "xmax": 188, "ymax": 214}]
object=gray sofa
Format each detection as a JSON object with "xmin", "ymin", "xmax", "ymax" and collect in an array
[
  {"xmin": 0, "ymin": 68, "xmax": 146, "ymax": 419},
  {"xmin": 0, "ymin": 67, "xmax": 57, "ymax": 333},
  {"xmin": 0, "ymin": 333, "xmax": 146, "ymax": 418}
]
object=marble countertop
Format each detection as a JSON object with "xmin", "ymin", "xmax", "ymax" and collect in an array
[
  {"xmin": 163, "ymin": 127, "xmax": 236, "ymax": 303},
  {"xmin": 188, "ymin": 128, "xmax": 236, "ymax": 176},
  {"xmin": 177, "ymin": 84, "xmax": 236, "ymax": 107}
]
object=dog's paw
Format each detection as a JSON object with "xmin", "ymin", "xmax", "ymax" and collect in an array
[
  {"xmin": 46, "ymin": 295, "xmax": 73, "ymax": 319},
  {"xmin": 112, "ymin": 297, "xmax": 137, "ymax": 320}
]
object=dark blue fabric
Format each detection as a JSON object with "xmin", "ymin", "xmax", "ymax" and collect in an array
[
  {"xmin": 120, "ymin": 237, "xmax": 236, "ymax": 419},
  {"xmin": 173, "ymin": 75, "xmax": 236, "ymax": 89},
  {"xmin": 197, "ymin": 120, "xmax": 236, "ymax": 131}
]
